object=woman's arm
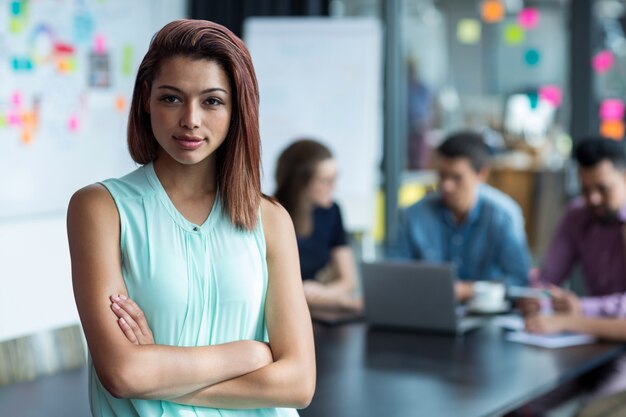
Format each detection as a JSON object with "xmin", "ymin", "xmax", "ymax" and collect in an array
[
  {"xmin": 168, "ymin": 199, "xmax": 316, "ymax": 409},
  {"xmin": 303, "ymin": 246, "xmax": 362, "ymax": 310},
  {"xmin": 69, "ymin": 185, "xmax": 272, "ymax": 399}
]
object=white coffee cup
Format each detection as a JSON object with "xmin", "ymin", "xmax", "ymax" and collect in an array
[{"xmin": 470, "ymin": 281, "xmax": 507, "ymax": 312}]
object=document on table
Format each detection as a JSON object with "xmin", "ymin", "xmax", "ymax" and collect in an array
[{"xmin": 506, "ymin": 331, "xmax": 596, "ymax": 348}]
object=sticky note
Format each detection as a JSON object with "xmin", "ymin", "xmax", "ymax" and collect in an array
[
  {"xmin": 518, "ymin": 8, "xmax": 540, "ymax": 29},
  {"xmin": 504, "ymin": 0, "xmax": 524, "ymax": 13},
  {"xmin": 74, "ymin": 12, "xmax": 94, "ymax": 44},
  {"xmin": 12, "ymin": 57, "xmax": 33, "ymax": 71},
  {"xmin": 504, "ymin": 24, "xmax": 525, "ymax": 45},
  {"xmin": 539, "ymin": 85, "xmax": 562, "ymax": 108},
  {"xmin": 115, "ymin": 95, "xmax": 126, "ymax": 112},
  {"xmin": 524, "ymin": 48, "xmax": 541, "ymax": 66},
  {"xmin": 599, "ymin": 99, "xmax": 625, "ymax": 121},
  {"xmin": 0, "ymin": 114, "xmax": 7, "ymax": 128},
  {"xmin": 8, "ymin": 110, "xmax": 21, "ymax": 126},
  {"xmin": 21, "ymin": 129, "xmax": 34, "ymax": 145},
  {"xmin": 481, "ymin": 0, "xmax": 505, "ymax": 24},
  {"xmin": 94, "ymin": 34, "xmax": 106, "ymax": 54},
  {"xmin": 10, "ymin": 17, "xmax": 24, "ymax": 33},
  {"xmin": 11, "ymin": 1, "xmax": 22, "ymax": 16},
  {"xmin": 457, "ymin": 19, "xmax": 481, "ymax": 44},
  {"xmin": 68, "ymin": 115, "xmax": 80, "ymax": 132},
  {"xmin": 528, "ymin": 92, "xmax": 539, "ymax": 109},
  {"xmin": 600, "ymin": 120, "xmax": 625, "ymax": 140},
  {"xmin": 11, "ymin": 91, "xmax": 22, "ymax": 107},
  {"xmin": 121, "ymin": 45, "xmax": 134, "ymax": 76},
  {"xmin": 593, "ymin": 50, "xmax": 614, "ymax": 74}
]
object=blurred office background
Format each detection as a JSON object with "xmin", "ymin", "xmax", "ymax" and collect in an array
[{"xmin": 0, "ymin": 0, "xmax": 623, "ymax": 407}]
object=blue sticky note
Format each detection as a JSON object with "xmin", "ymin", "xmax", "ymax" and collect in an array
[
  {"xmin": 11, "ymin": 1, "xmax": 21, "ymax": 16},
  {"xmin": 74, "ymin": 12, "xmax": 94, "ymax": 44},
  {"xmin": 12, "ymin": 57, "xmax": 33, "ymax": 71}
]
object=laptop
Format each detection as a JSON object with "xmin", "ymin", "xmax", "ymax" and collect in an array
[{"xmin": 361, "ymin": 261, "xmax": 484, "ymax": 335}]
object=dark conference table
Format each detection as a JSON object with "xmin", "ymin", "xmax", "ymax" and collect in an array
[
  {"xmin": 301, "ymin": 320, "xmax": 626, "ymax": 417},
  {"xmin": 0, "ymin": 318, "xmax": 624, "ymax": 417}
]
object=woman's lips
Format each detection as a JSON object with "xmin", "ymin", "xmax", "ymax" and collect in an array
[{"xmin": 174, "ymin": 135, "xmax": 205, "ymax": 150}]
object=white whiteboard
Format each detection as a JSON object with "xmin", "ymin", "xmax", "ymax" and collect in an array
[
  {"xmin": 244, "ymin": 17, "xmax": 383, "ymax": 232},
  {"xmin": 0, "ymin": 0, "xmax": 186, "ymax": 342},
  {"xmin": 0, "ymin": 0, "xmax": 184, "ymax": 220}
]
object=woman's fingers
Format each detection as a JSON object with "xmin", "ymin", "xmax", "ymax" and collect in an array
[
  {"xmin": 113, "ymin": 295, "xmax": 153, "ymax": 339},
  {"xmin": 117, "ymin": 317, "xmax": 139, "ymax": 345},
  {"xmin": 109, "ymin": 294, "xmax": 155, "ymax": 344}
]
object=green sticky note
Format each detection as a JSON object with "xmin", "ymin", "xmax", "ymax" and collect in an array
[
  {"xmin": 0, "ymin": 114, "xmax": 7, "ymax": 128},
  {"xmin": 9, "ymin": 17, "xmax": 24, "ymax": 33},
  {"xmin": 504, "ymin": 24, "xmax": 525, "ymax": 45},
  {"xmin": 121, "ymin": 45, "xmax": 133, "ymax": 76}
]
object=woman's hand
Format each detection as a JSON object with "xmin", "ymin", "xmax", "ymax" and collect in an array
[{"xmin": 110, "ymin": 294, "xmax": 155, "ymax": 345}]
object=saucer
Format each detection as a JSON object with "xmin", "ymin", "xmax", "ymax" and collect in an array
[{"xmin": 467, "ymin": 300, "xmax": 511, "ymax": 314}]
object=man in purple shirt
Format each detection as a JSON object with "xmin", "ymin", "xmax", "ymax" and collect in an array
[
  {"xmin": 519, "ymin": 137, "xmax": 626, "ymax": 414},
  {"xmin": 522, "ymin": 137, "xmax": 626, "ymax": 334}
]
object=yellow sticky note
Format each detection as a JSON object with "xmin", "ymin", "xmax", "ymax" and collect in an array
[{"xmin": 457, "ymin": 19, "xmax": 481, "ymax": 44}]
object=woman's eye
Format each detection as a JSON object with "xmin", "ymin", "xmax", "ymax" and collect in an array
[
  {"xmin": 160, "ymin": 95, "xmax": 180, "ymax": 103},
  {"xmin": 206, "ymin": 97, "xmax": 222, "ymax": 106}
]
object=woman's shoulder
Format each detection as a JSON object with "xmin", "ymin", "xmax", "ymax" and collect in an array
[
  {"xmin": 260, "ymin": 197, "xmax": 292, "ymax": 232},
  {"xmin": 67, "ymin": 184, "xmax": 119, "ymax": 229}
]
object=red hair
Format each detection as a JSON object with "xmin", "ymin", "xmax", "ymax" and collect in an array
[{"xmin": 127, "ymin": 19, "xmax": 261, "ymax": 230}]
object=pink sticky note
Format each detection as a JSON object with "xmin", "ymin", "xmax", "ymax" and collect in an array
[
  {"xmin": 593, "ymin": 50, "xmax": 614, "ymax": 74},
  {"xmin": 8, "ymin": 110, "xmax": 21, "ymax": 126},
  {"xmin": 539, "ymin": 85, "xmax": 562, "ymax": 108},
  {"xmin": 94, "ymin": 34, "xmax": 106, "ymax": 54},
  {"xmin": 518, "ymin": 8, "xmax": 540, "ymax": 29},
  {"xmin": 68, "ymin": 115, "xmax": 80, "ymax": 132},
  {"xmin": 11, "ymin": 91, "xmax": 22, "ymax": 107},
  {"xmin": 599, "ymin": 99, "xmax": 625, "ymax": 121}
]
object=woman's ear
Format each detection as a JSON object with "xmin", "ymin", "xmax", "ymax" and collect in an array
[{"xmin": 142, "ymin": 81, "xmax": 151, "ymax": 113}]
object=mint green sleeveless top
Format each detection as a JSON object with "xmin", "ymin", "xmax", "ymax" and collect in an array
[{"xmin": 90, "ymin": 163, "xmax": 298, "ymax": 417}]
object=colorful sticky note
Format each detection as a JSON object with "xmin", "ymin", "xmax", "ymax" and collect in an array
[
  {"xmin": 57, "ymin": 57, "xmax": 77, "ymax": 73},
  {"xmin": 600, "ymin": 120, "xmax": 625, "ymax": 140},
  {"xmin": 539, "ymin": 85, "xmax": 562, "ymax": 108},
  {"xmin": 121, "ymin": 45, "xmax": 134, "ymax": 76},
  {"xmin": 7, "ymin": 110, "xmax": 21, "ymax": 126},
  {"xmin": 599, "ymin": 99, "xmax": 625, "ymax": 121},
  {"xmin": 11, "ymin": 91, "xmax": 22, "ymax": 107},
  {"xmin": 21, "ymin": 111, "xmax": 36, "ymax": 128},
  {"xmin": 524, "ymin": 48, "xmax": 541, "ymax": 66},
  {"xmin": 528, "ymin": 92, "xmax": 539, "ymax": 109},
  {"xmin": 68, "ymin": 115, "xmax": 80, "ymax": 132},
  {"xmin": 504, "ymin": 24, "xmax": 525, "ymax": 45},
  {"xmin": 11, "ymin": 1, "xmax": 22, "ymax": 16},
  {"xmin": 593, "ymin": 50, "xmax": 614, "ymax": 74},
  {"xmin": 518, "ymin": 8, "xmax": 540, "ymax": 29},
  {"xmin": 74, "ymin": 12, "xmax": 94, "ymax": 44},
  {"xmin": 11, "ymin": 57, "xmax": 33, "ymax": 71},
  {"xmin": 457, "ymin": 19, "xmax": 481, "ymax": 45},
  {"xmin": 481, "ymin": 0, "xmax": 505, "ymax": 24},
  {"xmin": 0, "ymin": 114, "xmax": 7, "ymax": 128},
  {"xmin": 9, "ymin": 17, "xmax": 25, "ymax": 33},
  {"xmin": 94, "ymin": 34, "xmax": 106, "ymax": 54},
  {"xmin": 21, "ymin": 129, "xmax": 34, "ymax": 145},
  {"xmin": 115, "ymin": 95, "xmax": 127, "ymax": 112}
]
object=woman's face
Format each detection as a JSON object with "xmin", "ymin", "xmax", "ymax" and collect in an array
[
  {"xmin": 307, "ymin": 158, "xmax": 337, "ymax": 208},
  {"xmin": 147, "ymin": 56, "xmax": 232, "ymax": 167}
]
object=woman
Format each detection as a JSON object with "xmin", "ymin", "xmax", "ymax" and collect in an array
[
  {"xmin": 68, "ymin": 20, "xmax": 315, "ymax": 416},
  {"xmin": 274, "ymin": 139, "xmax": 361, "ymax": 311}
]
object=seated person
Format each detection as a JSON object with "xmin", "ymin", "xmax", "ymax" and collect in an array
[
  {"xmin": 388, "ymin": 130, "xmax": 531, "ymax": 301},
  {"xmin": 275, "ymin": 139, "xmax": 362, "ymax": 311},
  {"xmin": 518, "ymin": 137, "xmax": 626, "ymax": 416}
]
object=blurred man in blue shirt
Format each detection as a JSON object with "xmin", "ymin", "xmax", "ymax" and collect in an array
[{"xmin": 388, "ymin": 131, "xmax": 531, "ymax": 301}]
